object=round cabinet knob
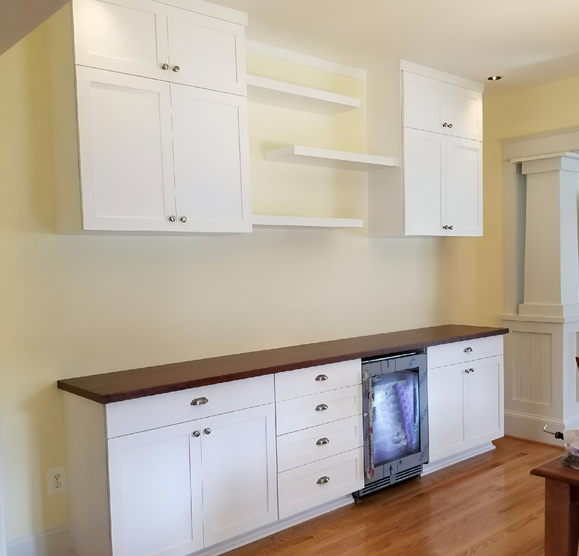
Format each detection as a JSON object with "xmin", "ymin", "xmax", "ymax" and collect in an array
[
  {"xmin": 442, "ymin": 122, "xmax": 448, "ymax": 128},
  {"xmin": 442, "ymin": 225, "xmax": 448, "ymax": 230},
  {"xmin": 168, "ymin": 215, "xmax": 176, "ymax": 222},
  {"xmin": 204, "ymin": 428, "xmax": 211, "ymax": 435},
  {"xmin": 315, "ymin": 374, "xmax": 328, "ymax": 382},
  {"xmin": 172, "ymin": 65, "xmax": 180, "ymax": 73},
  {"xmin": 192, "ymin": 430, "xmax": 201, "ymax": 437},
  {"xmin": 317, "ymin": 476, "xmax": 330, "ymax": 485},
  {"xmin": 448, "ymin": 123, "xmax": 453, "ymax": 129},
  {"xmin": 161, "ymin": 63, "xmax": 170, "ymax": 70},
  {"xmin": 316, "ymin": 437, "xmax": 330, "ymax": 446},
  {"xmin": 315, "ymin": 404, "xmax": 328, "ymax": 412},
  {"xmin": 180, "ymin": 216, "xmax": 187, "ymax": 223},
  {"xmin": 448, "ymin": 225, "xmax": 454, "ymax": 230}
]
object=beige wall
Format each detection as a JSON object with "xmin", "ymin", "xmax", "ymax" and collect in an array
[{"xmin": 1, "ymin": 5, "xmax": 496, "ymax": 541}]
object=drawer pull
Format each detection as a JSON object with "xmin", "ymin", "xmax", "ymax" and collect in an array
[
  {"xmin": 192, "ymin": 430, "xmax": 201, "ymax": 438},
  {"xmin": 315, "ymin": 374, "xmax": 329, "ymax": 381},
  {"xmin": 464, "ymin": 368, "xmax": 475, "ymax": 374},
  {"xmin": 315, "ymin": 404, "xmax": 328, "ymax": 412},
  {"xmin": 204, "ymin": 428, "xmax": 211, "ymax": 435},
  {"xmin": 317, "ymin": 476, "xmax": 330, "ymax": 485},
  {"xmin": 464, "ymin": 347, "xmax": 473, "ymax": 353},
  {"xmin": 191, "ymin": 397, "xmax": 209, "ymax": 406},
  {"xmin": 316, "ymin": 437, "xmax": 330, "ymax": 446}
]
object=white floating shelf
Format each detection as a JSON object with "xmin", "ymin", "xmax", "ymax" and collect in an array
[
  {"xmin": 265, "ymin": 145, "xmax": 399, "ymax": 171},
  {"xmin": 247, "ymin": 75, "xmax": 361, "ymax": 115},
  {"xmin": 252, "ymin": 215, "xmax": 363, "ymax": 229}
]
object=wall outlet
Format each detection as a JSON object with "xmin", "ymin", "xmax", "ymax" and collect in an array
[{"xmin": 47, "ymin": 466, "xmax": 67, "ymax": 495}]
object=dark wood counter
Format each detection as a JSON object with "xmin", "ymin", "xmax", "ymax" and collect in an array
[{"xmin": 58, "ymin": 324, "xmax": 508, "ymax": 404}]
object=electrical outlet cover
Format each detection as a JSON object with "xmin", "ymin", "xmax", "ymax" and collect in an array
[{"xmin": 47, "ymin": 466, "xmax": 67, "ymax": 495}]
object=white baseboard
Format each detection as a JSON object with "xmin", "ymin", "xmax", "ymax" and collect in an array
[
  {"xmin": 421, "ymin": 442, "xmax": 496, "ymax": 475},
  {"xmin": 504, "ymin": 411, "xmax": 566, "ymax": 446},
  {"xmin": 7, "ymin": 528, "xmax": 71, "ymax": 556},
  {"xmin": 5, "ymin": 496, "xmax": 354, "ymax": 556}
]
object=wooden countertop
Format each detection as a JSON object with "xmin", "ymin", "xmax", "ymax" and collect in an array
[{"xmin": 57, "ymin": 324, "xmax": 508, "ymax": 404}]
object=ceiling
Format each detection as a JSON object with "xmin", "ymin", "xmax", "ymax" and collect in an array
[{"xmin": 3, "ymin": 0, "xmax": 579, "ymax": 95}]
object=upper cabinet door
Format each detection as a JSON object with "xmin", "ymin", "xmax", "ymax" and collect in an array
[
  {"xmin": 403, "ymin": 72, "xmax": 445, "ymax": 134},
  {"xmin": 445, "ymin": 136, "xmax": 482, "ymax": 237},
  {"xmin": 166, "ymin": 6, "xmax": 246, "ymax": 95},
  {"xmin": 170, "ymin": 84, "xmax": 252, "ymax": 233},
  {"xmin": 73, "ymin": 0, "xmax": 170, "ymax": 80},
  {"xmin": 403, "ymin": 72, "xmax": 482, "ymax": 141},
  {"xmin": 444, "ymin": 84, "xmax": 482, "ymax": 141},
  {"xmin": 76, "ymin": 67, "xmax": 177, "ymax": 231}
]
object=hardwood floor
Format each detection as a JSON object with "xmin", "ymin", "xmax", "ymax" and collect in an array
[{"xmin": 225, "ymin": 437, "xmax": 565, "ymax": 556}]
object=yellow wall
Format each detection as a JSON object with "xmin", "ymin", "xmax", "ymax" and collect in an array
[
  {"xmin": 1, "ymin": 5, "xmax": 493, "ymax": 541},
  {"xmin": 479, "ymin": 75, "xmax": 579, "ymax": 327}
]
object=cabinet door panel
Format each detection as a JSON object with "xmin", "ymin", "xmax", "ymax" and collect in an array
[
  {"xmin": 445, "ymin": 84, "xmax": 483, "ymax": 141},
  {"xmin": 76, "ymin": 67, "xmax": 176, "ymax": 231},
  {"xmin": 403, "ymin": 128, "xmax": 445, "ymax": 236},
  {"xmin": 108, "ymin": 422, "xmax": 203, "ymax": 556},
  {"xmin": 73, "ymin": 0, "xmax": 169, "ymax": 80},
  {"xmin": 428, "ymin": 365, "xmax": 467, "ymax": 462},
  {"xmin": 403, "ymin": 72, "xmax": 445, "ymax": 134},
  {"xmin": 201, "ymin": 404, "xmax": 277, "ymax": 546},
  {"xmin": 446, "ymin": 137, "xmax": 482, "ymax": 237},
  {"xmin": 167, "ymin": 7, "xmax": 245, "ymax": 95},
  {"xmin": 171, "ymin": 84, "xmax": 251, "ymax": 233},
  {"xmin": 468, "ymin": 356, "xmax": 503, "ymax": 445}
]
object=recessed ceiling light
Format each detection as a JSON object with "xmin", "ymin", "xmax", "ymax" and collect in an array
[{"xmin": 488, "ymin": 75, "xmax": 502, "ymax": 81}]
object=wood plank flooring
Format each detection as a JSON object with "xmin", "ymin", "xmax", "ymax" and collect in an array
[{"xmin": 225, "ymin": 437, "xmax": 565, "ymax": 556}]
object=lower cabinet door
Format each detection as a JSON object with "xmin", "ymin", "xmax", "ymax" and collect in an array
[
  {"xmin": 108, "ymin": 422, "xmax": 204, "ymax": 556},
  {"xmin": 201, "ymin": 404, "xmax": 278, "ymax": 546},
  {"xmin": 468, "ymin": 356, "xmax": 504, "ymax": 445},
  {"xmin": 277, "ymin": 448, "xmax": 364, "ymax": 520},
  {"xmin": 428, "ymin": 364, "xmax": 468, "ymax": 462}
]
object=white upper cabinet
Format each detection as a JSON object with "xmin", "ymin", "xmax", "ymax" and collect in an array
[
  {"xmin": 73, "ymin": 0, "xmax": 246, "ymax": 95},
  {"xmin": 403, "ymin": 72, "xmax": 482, "ymax": 141}
]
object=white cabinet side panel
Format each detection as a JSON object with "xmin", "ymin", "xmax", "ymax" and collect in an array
[{"xmin": 63, "ymin": 394, "xmax": 112, "ymax": 556}]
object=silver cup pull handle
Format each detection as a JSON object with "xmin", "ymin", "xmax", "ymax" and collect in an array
[
  {"xmin": 316, "ymin": 437, "xmax": 330, "ymax": 446},
  {"xmin": 464, "ymin": 347, "xmax": 473, "ymax": 353},
  {"xmin": 315, "ymin": 374, "xmax": 328, "ymax": 381},
  {"xmin": 317, "ymin": 476, "xmax": 330, "ymax": 485},
  {"xmin": 315, "ymin": 404, "xmax": 328, "ymax": 412},
  {"xmin": 191, "ymin": 397, "xmax": 209, "ymax": 406}
]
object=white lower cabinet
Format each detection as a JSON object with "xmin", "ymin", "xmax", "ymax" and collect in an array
[
  {"xmin": 426, "ymin": 337, "xmax": 504, "ymax": 465},
  {"xmin": 274, "ymin": 360, "xmax": 364, "ymax": 520},
  {"xmin": 64, "ymin": 376, "xmax": 277, "ymax": 556}
]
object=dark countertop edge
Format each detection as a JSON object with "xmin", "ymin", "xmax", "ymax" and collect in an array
[{"xmin": 57, "ymin": 324, "xmax": 509, "ymax": 404}]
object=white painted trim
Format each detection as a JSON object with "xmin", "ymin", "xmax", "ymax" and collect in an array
[
  {"xmin": 245, "ymin": 41, "xmax": 366, "ymax": 81},
  {"xmin": 502, "ymin": 127, "xmax": 579, "ymax": 160},
  {"xmin": 400, "ymin": 60, "xmax": 484, "ymax": 92},
  {"xmin": 504, "ymin": 410, "xmax": 566, "ymax": 446},
  {"xmin": 7, "ymin": 527, "xmax": 70, "ymax": 556},
  {"xmin": 421, "ymin": 443, "xmax": 496, "ymax": 475}
]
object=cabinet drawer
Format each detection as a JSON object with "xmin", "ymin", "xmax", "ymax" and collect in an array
[
  {"xmin": 276, "ymin": 385, "xmax": 362, "ymax": 436},
  {"xmin": 277, "ymin": 415, "xmax": 363, "ymax": 473},
  {"xmin": 275, "ymin": 359, "xmax": 361, "ymax": 402},
  {"xmin": 427, "ymin": 336, "xmax": 503, "ymax": 369},
  {"xmin": 106, "ymin": 375, "xmax": 274, "ymax": 438},
  {"xmin": 278, "ymin": 448, "xmax": 364, "ymax": 520}
]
